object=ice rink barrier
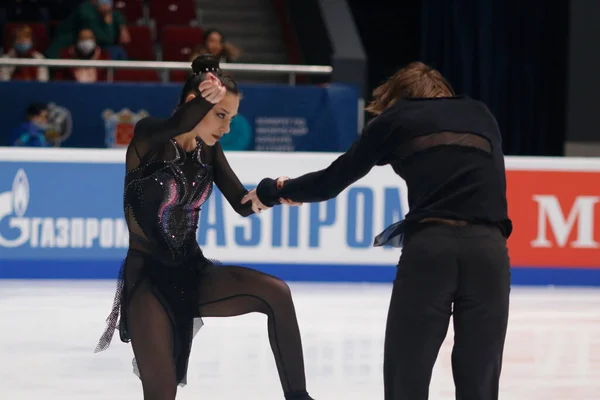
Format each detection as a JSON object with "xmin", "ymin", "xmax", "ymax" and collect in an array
[{"xmin": 1, "ymin": 147, "xmax": 599, "ymax": 286}]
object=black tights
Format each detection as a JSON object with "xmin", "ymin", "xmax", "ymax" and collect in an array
[{"xmin": 126, "ymin": 264, "xmax": 310, "ymax": 400}]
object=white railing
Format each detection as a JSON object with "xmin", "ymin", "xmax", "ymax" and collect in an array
[{"xmin": 0, "ymin": 58, "xmax": 333, "ymax": 85}]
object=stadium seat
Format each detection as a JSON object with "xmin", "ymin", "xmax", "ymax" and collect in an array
[
  {"xmin": 150, "ymin": 0, "xmax": 196, "ymax": 39},
  {"xmin": 40, "ymin": 0, "xmax": 81, "ymax": 21},
  {"xmin": 114, "ymin": 0, "xmax": 144, "ymax": 24},
  {"xmin": 0, "ymin": 8, "xmax": 6, "ymax": 49},
  {"xmin": 47, "ymin": 19, "xmax": 59, "ymax": 38},
  {"xmin": 113, "ymin": 68, "xmax": 160, "ymax": 82},
  {"xmin": 124, "ymin": 25, "xmax": 154, "ymax": 60},
  {"xmin": 161, "ymin": 26, "xmax": 203, "ymax": 61},
  {"xmin": 161, "ymin": 25, "xmax": 204, "ymax": 82},
  {"xmin": 6, "ymin": 3, "xmax": 49, "ymax": 22},
  {"xmin": 3, "ymin": 22, "xmax": 48, "ymax": 53}
]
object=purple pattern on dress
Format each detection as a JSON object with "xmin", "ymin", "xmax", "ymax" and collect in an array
[
  {"xmin": 150, "ymin": 147, "xmax": 214, "ymax": 258},
  {"xmin": 157, "ymin": 175, "xmax": 179, "ymax": 233}
]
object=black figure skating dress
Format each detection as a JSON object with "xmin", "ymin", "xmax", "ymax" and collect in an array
[{"xmin": 95, "ymin": 96, "xmax": 253, "ymax": 386}]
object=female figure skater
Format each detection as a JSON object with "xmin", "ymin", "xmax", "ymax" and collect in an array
[
  {"xmin": 250, "ymin": 62, "xmax": 512, "ymax": 400},
  {"xmin": 96, "ymin": 54, "xmax": 314, "ymax": 400}
]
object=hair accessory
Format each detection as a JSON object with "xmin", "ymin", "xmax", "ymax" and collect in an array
[{"xmin": 194, "ymin": 66, "xmax": 219, "ymax": 75}]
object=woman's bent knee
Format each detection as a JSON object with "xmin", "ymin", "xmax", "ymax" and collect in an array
[
  {"xmin": 272, "ymin": 277, "xmax": 292, "ymax": 298},
  {"xmin": 253, "ymin": 276, "xmax": 293, "ymax": 315}
]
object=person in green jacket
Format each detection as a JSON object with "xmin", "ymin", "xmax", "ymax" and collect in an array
[{"xmin": 46, "ymin": 0, "xmax": 130, "ymax": 60}]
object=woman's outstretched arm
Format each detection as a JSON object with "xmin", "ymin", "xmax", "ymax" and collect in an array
[{"xmin": 213, "ymin": 142, "xmax": 268, "ymax": 216}]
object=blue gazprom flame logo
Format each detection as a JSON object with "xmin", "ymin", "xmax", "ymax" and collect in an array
[
  {"xmin": 12, "ymin": 169, "xmax": 29, "ymax": 217},
  {"xmin": 0, "ymin": 169, "xmax": 30, "ymax": 247},
  {"xmin": 0, "ymin": 168, "xmax": 130, "ymax": 251}
]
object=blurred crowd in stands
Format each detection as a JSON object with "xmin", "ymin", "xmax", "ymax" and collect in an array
[{"xmin": 0, "ymin": 0, "xmax": 241, "ymax": 83}]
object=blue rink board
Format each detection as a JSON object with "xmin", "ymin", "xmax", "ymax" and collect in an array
[{"xmin": 1, "ymin": 260, "xmax": 599, "ymax": 287}]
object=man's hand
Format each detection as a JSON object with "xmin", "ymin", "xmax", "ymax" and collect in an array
[
  {"xmin": 275, "ymin": 176, "xmax": 302, "ymax": 206},
  {"xmin": 119, "ymin": 26, "xmax": 131, "ymax": 44}
]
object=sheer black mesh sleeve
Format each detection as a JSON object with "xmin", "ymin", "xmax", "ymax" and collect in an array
[
  {"xmin": 212, "ymin": 142, "xmax": 254, "ymax": 216},
  {"xmin": 134, "ymin": 96, "xmax": 215, "ymax": 145},
  {"xmin": 124, "ymin": 96, "xmax": 215, "ymax": 172},
  {"xmin": 256, "ymin": 115, "xmax": 394, "ymax": 206}
]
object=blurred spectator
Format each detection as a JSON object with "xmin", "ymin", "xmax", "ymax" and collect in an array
[
  {"xmin": 46, "ymin": 0, "xmax": 130, "ymax": 60},
  {"xmin": 55, "ymin": 28, "xmax": 110, "ymax": 83},
  {"xmin": 190, "ymin": 29, "xmax": 241, "ymax": 63},
  {"xmin": 220, "ymin": 115, "xmax": 253, "ymax": 151},
  {"xmin": 11, "ymin": 103, "xmax": 51, "ymax": 147},
  {"xmin": 0, "ymin": 25, "xmax": 49, "ymax": 82}
]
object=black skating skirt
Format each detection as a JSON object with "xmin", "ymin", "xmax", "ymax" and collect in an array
[{"xmin": 95, "ymin": 241, "xmax": 213, "ymax": 386}]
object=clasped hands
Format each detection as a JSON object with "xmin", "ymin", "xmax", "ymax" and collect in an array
[{"xmin": 241, "ymin": 176, "xmax": 302, "ymax": 214}]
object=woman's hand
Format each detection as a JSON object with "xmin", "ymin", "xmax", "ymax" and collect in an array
[
  {"xmin": 276, "ymin": 176, "xmax": 303, "ymax": 206},
  {"xmin": 241, "ymin": 189, "xmax": 270, "ymax": 214},
  {"xmin": 119, "ymin": 26, "xmax": 131, "ymax": 44},
  {"xmin": 280, "ymin": 198, "xmax": 302, "ymax": 206},
  {"xmin": 199, "ymin": 73, "xmax": 226, "ymax": 104}
]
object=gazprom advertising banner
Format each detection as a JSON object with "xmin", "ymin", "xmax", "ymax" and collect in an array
[{"xmin": 0, "ymin": 148, "xmax": 599, "ymax": 285}]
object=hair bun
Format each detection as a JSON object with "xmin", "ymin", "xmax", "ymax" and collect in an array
[{"xmin": 191, "ymin": 54, "xmax": 220, "ymax": 75}]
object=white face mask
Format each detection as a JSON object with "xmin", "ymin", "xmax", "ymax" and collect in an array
[{"xmin": 77, "ymin": 39, "xmax": 96, "ymax": 54}]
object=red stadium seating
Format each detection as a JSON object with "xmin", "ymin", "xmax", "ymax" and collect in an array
[
  {"xmin": 150, "ymin": 0, "xmax": 196, "ymax": 39},
  {"xmin": 113, "ymin": 68, "xmax": 161, "ymax": 82},
  {"xmin": 114, "ymin": 0, "xmax": 144, "ymax": 23},
  {"xmin": 123, "ymin": 25, "xmax": 154, "ymax": 60},
  {"xmin": 161, "ymin": 25, "xmax": 204, "ymax": 82}
]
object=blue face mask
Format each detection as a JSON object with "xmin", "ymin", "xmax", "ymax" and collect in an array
[{"xmin": 14, "ymin": 42, "xmax": 32, "ymax": 54}]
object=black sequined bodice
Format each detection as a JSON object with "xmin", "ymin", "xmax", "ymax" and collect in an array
[
  {"xmin": 119, "ymin": 96, "xmax": 253, "ymax": 261},
  {"xmin": 124, "ymin": 139, "xmax": 213, "ymax": 260}
]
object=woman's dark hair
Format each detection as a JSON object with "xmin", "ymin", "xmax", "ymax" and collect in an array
[
  {"xmin": 178, "ymin": 54, "xmax": 240, "ymax": 106},
  {"xmin": 204, "ymin": 29, "xmax": 225, "ymax": 43}
]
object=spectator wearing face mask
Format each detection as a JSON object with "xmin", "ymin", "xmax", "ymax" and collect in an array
[
  {"xmin": 46, "ymin": 0, "xmax": 130, "ymax": 61},
  {"xmin": 55, "ymin": 28, "xmax": 110, "ymax": 83},
  {"xmin": 10, "ymin": 103, "xmax": 52, "ymax": 147},
  {"xmin": 0, "ymin": 25, "xmax": 49, "ymax": 82}
]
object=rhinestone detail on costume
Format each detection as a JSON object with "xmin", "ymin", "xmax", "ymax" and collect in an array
[{"xmin": 124, "ymin": 138, "xmax": 213, "ymax": 261}]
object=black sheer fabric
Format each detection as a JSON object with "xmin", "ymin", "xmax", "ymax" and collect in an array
[
  {"xmin": 395, "ymin": 131, "xmax": 492, "ymax": 158},
  {"xmin": 95, "ymin": 95, "xmax": 312, "ymax": 399},
  {"xmin": 254, "ymin": 93, "xmax": 512, "ymax": 400},
  {"xmin": 257, "ymin": 96, "xmax": 512, "ymax": 248}
]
